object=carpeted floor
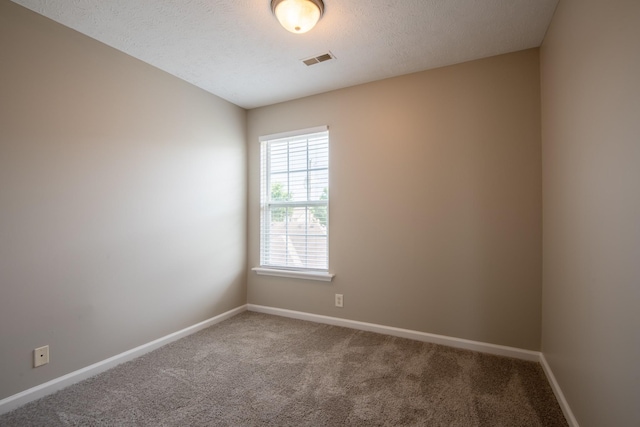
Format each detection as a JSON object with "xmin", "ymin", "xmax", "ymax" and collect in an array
[{"xmin": 0, "ymin": 312, "xmax": 568, "ymax": 426}]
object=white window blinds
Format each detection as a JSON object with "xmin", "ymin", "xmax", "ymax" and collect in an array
[{"xmin": 259, "ymin": 126, "xmax": 329, "ymax": 271}]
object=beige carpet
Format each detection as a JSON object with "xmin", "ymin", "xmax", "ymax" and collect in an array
[{"xmin": 0, "ymin": 312, "xmax": 568, "ymax": 426}]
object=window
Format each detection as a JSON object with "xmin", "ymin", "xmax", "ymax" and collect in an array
[{"xmin": 256, "ymin": 126, "xmax": 331, "ymax": 280}]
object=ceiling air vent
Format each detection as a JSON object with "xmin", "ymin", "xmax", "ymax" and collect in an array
[{"xmin": 302, "ymin": 52, "xmax": 335, "ymax": 66}]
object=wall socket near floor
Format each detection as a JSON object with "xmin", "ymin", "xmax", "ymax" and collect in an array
[
  {"xmin": 34, "ymin": 345, "xmax": 49, "ymax": 367},
  {"xmin": 335, "ymin": 294, "xmax": 343, "ymax": 308}
]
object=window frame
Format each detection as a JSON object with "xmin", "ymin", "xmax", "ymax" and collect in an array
[{"xmin": 253, "ymin": 126, "xmax": 334, "ymax": 282}]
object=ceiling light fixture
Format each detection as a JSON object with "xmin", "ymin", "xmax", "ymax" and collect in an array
[{"xmin": 271, "ymin": 0, "xmax": 325, "ymax": 34}]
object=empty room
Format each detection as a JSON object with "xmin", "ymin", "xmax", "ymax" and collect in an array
[{"xmin": 0, "ymin": 0, "xmax": 638, "ymax": 426}]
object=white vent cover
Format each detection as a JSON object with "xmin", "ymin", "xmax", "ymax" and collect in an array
[{"xmin": 302, "ymin": 52, "xmax": 335, "ymax": 66}]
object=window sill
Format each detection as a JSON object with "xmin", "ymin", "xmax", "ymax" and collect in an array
[{"xmin": 252, "ymin": 267, "xmax": 335, "ymax": 282}]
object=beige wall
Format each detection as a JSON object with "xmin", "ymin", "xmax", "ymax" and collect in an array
[
  {"xmin": 248, "ymin": 49, "xmax": 542, "ymax": 350},
  {"xmin": 0, "ymin": 2, "xmax": 247, "ymax": 400},
  {"xmin": 540, "ymin": 0, "xmax": 640, "ymax": 425}
]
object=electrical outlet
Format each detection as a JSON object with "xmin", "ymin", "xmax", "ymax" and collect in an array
[
  {"xmin": 335, "ymin": 293, "xmax": 343, "ymax": 308},
  {"xmin": 34, "ymin": 345, "xmax": 49, "ymax": 367}
]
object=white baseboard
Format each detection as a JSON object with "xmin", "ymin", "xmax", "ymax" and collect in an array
[
  {"xmin": 0, "ymin": 304, "xmax": 248, "ymax": 415},
  {"xmin": 540, "ymin": 353, "xmax": 580, "ymax": 427},
  {"xmin": 2, "ymin": 303, "xmax": 578, "ymax": 427},
  {"xmin": 247, "ymin": 304, "xmax": 540, "ymax": 362}
]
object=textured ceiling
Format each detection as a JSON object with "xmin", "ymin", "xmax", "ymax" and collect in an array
[{"xmin": 11, "ymin": 0, "xmax": 559, "ymax": 109}]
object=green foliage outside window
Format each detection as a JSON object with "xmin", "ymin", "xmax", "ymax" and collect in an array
[
  {"xmin": 270, "ymin": 183, "xmax": 291, "ymax": 222},
  {"xmin": 310, "ymin": 187, "xmax": 328, "ymax": 228},
  {"xmin": 271, "ymin": 183, "xmax": 327, "ymax": 227}
]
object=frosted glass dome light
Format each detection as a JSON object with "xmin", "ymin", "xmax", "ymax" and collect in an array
[{"xmin": 271, "ymin": 0, "xmax": 325, "ymax": 34}]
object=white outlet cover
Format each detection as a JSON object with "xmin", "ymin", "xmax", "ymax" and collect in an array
[{"xmin": 34, "ymin": 345, "xmax": 49, "ymax": 367}]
